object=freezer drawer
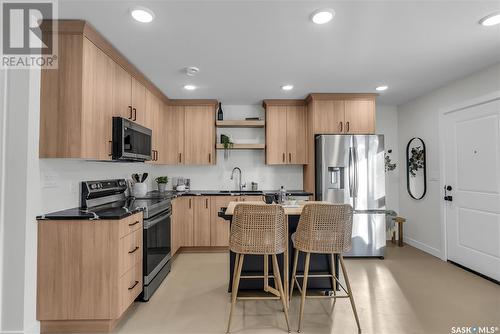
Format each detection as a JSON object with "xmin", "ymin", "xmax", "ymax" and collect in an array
[{"xmin": 344, "ymin": 213, "xmax": 386, "ymax": 258}]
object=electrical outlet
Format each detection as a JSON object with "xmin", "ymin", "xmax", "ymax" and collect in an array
[
  {"xmin": 42, "ymin": 172, "xmax": 58, "ymax": 188},
  {"xmin": 69, "ymin": 182, "xmax": 78, "ymax": 194}
]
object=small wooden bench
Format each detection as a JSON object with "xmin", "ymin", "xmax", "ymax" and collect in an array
[{"xmin": 391, "ymin": 217, "xmax": 406, "ymax": 247}]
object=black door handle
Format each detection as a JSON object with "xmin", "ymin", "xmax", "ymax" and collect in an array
[{"xmin": 444, "ymin": 185, "xmax": 453, "ymax": 201}]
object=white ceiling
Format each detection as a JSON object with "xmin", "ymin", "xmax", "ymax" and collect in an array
[{"xmin": 59, "ymin": 0, "xmax": 500, "ymax": 105}]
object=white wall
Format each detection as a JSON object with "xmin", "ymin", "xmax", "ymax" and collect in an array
[
  {"xmin": 376, "ymin": 105, "xmax": 400, "ymax": 214},
  {"xmin": 0, "ymin": 68, "xmax": 41, "ymax": 334},
  {"xmin": 397, "ymin": 62, "xmax": 500, "ymax": 258}
]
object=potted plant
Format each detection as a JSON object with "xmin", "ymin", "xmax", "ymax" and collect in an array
[
  {"xmin": 155, "ymin": 176, "xmax": 169, "ymax": 192},
  {"xmin": 221, "ymin": 134, "xmax": 233, "ymax": 160}
]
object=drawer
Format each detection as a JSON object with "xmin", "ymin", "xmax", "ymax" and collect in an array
[
  {"xmin": 119, "ymin": 213, "xmax": 143, "ymax": 238},
  {"xmin": 119, "ymin": 229, "xmax": 143, "ymax": 276},
  {"xmin": 119, "ymin": 265, "xmax": 142, "ymax": 315}
]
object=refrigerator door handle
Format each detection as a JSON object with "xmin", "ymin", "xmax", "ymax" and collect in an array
[
  {"xmin": 348, "ymin": 147, "xmax": 354, "ymax": 198},
  {"xmin": 353, "ymin": 146, "xmax": 358, "ymax": 199}
]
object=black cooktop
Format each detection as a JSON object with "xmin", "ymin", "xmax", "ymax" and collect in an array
[{"xmin": 37, "ymin": 197, "xmax": 166, "ymax": 220}]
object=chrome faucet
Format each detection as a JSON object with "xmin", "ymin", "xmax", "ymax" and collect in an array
[{"xmin": 230, "ymin": 167, "xmax": 244, "ymax": 191}]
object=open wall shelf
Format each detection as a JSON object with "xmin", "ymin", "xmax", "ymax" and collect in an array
[
  {"xmin": 215, "ymin": 143, "xmax": 265, "ymax": 150},
  {"xmin": 216, "ymin": 120, "xmax": 265, "ymax": 128}
]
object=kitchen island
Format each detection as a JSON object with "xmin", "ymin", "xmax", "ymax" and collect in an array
[{"xmin": 220, "ymin": 201, "xmax": 339, "ymax": 301}]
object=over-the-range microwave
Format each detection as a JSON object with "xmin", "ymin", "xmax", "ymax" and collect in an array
[{"xmin": 112, "ymin": 117, "xmax": 152, "ymax": 162}]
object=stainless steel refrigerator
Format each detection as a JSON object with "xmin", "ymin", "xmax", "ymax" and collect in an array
[{"xmin": 315, "ymin": 135, "xmax": 386, "ymax": 258}]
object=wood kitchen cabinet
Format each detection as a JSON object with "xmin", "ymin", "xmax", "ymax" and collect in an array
[
  {"xmin": 163, "ymin": 102, "xmax": 217, "ymax": 165},
  {"xmin": 210, "ymin": 196, "xmax": 234, "ymax": 247},
  {"xmin": 172, "ymin": 195, "xmax": 264, "ymax": 250},
  {"xmin": 307, "ymin": 94, "xmax": 376, "ymax": 134},
  {"xmin": 164, "ymin": 105, "xmax": 186, "ymax": 164},
  {"xmin": 264, "ymin": 101, "xmax": 308, "ymax": 165},
  {"xmin": 37, "ymin": 212, "xmax": 143, "ymax": 333},
  {"xmin": 172, "ymin": 196, "xmax": 194, "ymax": 252},
  {"xmin": 39, "ymin": 20, "xmax": 168, "ymax": 160},
  {"xmin": 184, "ymin": 105, "xmax": 216, "ymax": 165},
  {"xmin": 194, "ymin": 197, "xmax": 211, "ymax": 246},
  {"xmin": 146, "ymin": 90, "xmax": 164, "ymax": 163}
]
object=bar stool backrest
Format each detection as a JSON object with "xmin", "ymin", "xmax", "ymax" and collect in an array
[
  {"xmin": 230, "ymin": 204, "xmax": 287, "ymax": 255},
  {"xmin": 294, "ymin": 203, "xmax": 353, "ymax": 254}
]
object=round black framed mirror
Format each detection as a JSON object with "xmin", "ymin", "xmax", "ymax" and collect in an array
[{"xmin": 406, "ymin": 137, "xmax": 427, "ymax": 200}]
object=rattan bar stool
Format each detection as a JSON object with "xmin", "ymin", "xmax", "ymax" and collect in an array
[
  {"xmin": 289, "ymin": 203, "xmax": 360, "ymax": 333},
  {"xmin": 226, "ymin": 204, "xmax": 291, "ymax": 333}
]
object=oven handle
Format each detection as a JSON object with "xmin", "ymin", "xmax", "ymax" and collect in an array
[{"xmin": 143, "ymin": 209, "xmax": 171, "ymax": 230}]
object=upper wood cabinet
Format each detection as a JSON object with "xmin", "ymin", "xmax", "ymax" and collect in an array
[
  {"xmin": 39, "ymin": 20, "xmax": 168, "ymax": 160},
  {"xmin": 307, "ymin": 94, "xmax": 376, "ymax": 134},
  {"xmin": 164, "ymin": 102, "xmax": 217, "ymax": 166},
  {"xmin": 164, "ymin": 105, "xmax": 185, "ymax": 164},
  {"xmin": 184, "ymin": 105, "xmax": 216, "ymax": 165},
  {"xmin": 264, "ymin": 101, "xmax": 308, "ymax": 165},
  {"xmin": 344, "ymin": 99, "xmax": 376, "ymax": 134}
]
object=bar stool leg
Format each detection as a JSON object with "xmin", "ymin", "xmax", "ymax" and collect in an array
[
  {"xmin": 289, "ymin": 249, "xmax": 299, "ymax": 300},
  {"xmin": 227, "ymin": 254, "xmax": 244, "ymax": 334},
  {"xmin": 329, "ymin": 254, "xmax": 336, "ymax": 297},
  {"xmin": 297, "ymin": 252, "xmax": 310, "ymax": 333},
  {"xmin": 339, "ymin": 255, "xmax": 361, "ymax": 333},
  {"xmin": 272, "ymin": 254, "xmax": 291, "ymax": 333},
  {"xmin": 264, "ymin": 254, "xmax": 269, "ymax": 292}
]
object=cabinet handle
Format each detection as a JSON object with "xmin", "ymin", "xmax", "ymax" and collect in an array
[
  {"xmin": 108, "ymin": 140, "xmax": 113, "ymax": 157},
  {"xmin": 208, "ymin": 153, "xmax": 211, "ymax": 163},
  {"xmin": 339, "ymin": 122, "xmax": 343, "ymax": 132},
  {"xmin": 346, "ymin": 121, "xmax": 350, "ymax": 133},
  {"xmin": 289, "ymin": 153, "xmax": 291, "ymax": 163},
  {"xmin": 282, "ymin": 153, "xmax": 285, "ymax": 162},
  {"xmin": 128, "ymin": 106, "xmax": 133, "ymax": 119},
  {"xmin": 205, "ymin": 198, "xmax": 208, "ymax": 208},
  {"xmin": 156, "ymin": 150, "xmax": 159, "ymax": 162},
  {"xmin": 133, "ymin": 108, "xmax": 137, "ymax": 121},
  {"xmin": 128, "ymin": 220, "xmax": 140, "ymax": 227},
  {"xmin": 189, "ymin": 198, "xmax": 191, "ymax": 209},
  {"xmin": 128, "ymin": 280, "xmax": 139, "ymax": 290},
  {"xmin": 128, "ymin": 246, "xmax": 140, "ymax": 254}
]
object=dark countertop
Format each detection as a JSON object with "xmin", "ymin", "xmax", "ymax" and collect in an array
[
  {"xmin": 162, "ymin": 190, "xmax": 313, "ymax": 198},
  {"xmin": 37, "ymin": 190, "xmax": 312, "ymax": 221}
]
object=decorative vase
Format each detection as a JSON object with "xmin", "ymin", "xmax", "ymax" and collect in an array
[{"xmin": 158, "ymin": 183, "xmax": 167, "ymax": 192}]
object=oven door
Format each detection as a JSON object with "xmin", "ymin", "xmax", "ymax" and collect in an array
[
  {"xmin": 112, "ymin": 117, "xmax": 152, "ymax": 161},
  {"xmin": 143, "ymin": 208, "xmax": 171, "ymax": 285}
]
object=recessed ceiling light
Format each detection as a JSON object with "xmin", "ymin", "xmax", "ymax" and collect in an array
[
  {"xmin": 311, "ymin": 9, "xmax": 335, "ymax": 25},
  {"xmin": 131, "ymin": 7, "xmax": 155, "ymax": 23},
  {"xmin": 479, "ymin": 12, "xmax": 500, "ymax": 26},
  {"xmin": 281, "ymin": 84, "xmax": 294, "ymax": 91},
  {"xmin": 184, "ymin": 84, "xmax": 197, "ymax": 91},
  {"xmin": 376, "ymin": 85, "xmax": 388, "ymax": 91}
]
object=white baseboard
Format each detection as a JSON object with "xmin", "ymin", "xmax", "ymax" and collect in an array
[{"xmin": 404, "ymin": 236, "xmax": 442, "ymax": 259}]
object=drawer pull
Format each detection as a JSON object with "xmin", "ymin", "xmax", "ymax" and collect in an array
[
  {"xmin": 128, "ymin": 246, "xmax": 140, "ymax": 254},
  {"xmin": 128, "ymin": 280, "xmax": 139, "ymax": 290},
  {"xmin": 128, "ymin": 220, "xmax": 140, "ymax": 227}
]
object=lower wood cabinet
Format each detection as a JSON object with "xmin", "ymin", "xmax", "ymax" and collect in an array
[
  {"xmin": 37, "ymin": 213, "xmax": 143, "ymax": 333},
  {"xmin": 172, "ymin": 195, "xmax": 264, "ymax": 251}
]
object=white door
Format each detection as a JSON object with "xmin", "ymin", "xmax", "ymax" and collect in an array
[{"xmin": 444, "ymin": 99, "xmax": 500, "ymax": 281}]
